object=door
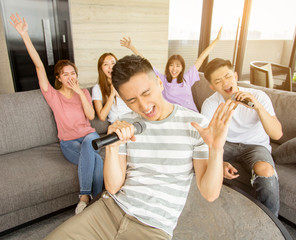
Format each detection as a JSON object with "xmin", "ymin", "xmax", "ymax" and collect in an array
[{"xmin": 0, "ymin": 0, "xmax": 74, "ymax": 92}]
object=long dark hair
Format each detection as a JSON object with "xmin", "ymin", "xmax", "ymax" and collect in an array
[
  {"xmin": 165, "ymin": 55, "xmax": 185, "ymax": 83},
  {"xmin": 97, "ymin": 53, "xmax": 117, "ymax": 104}
]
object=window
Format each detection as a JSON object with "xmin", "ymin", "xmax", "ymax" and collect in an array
[{"xmin": 168, "ymin": 0, "xmax": 203, "ymax": 71}]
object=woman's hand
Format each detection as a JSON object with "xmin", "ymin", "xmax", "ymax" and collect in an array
[
  {"xmin": 110, "ymin": 85, "xmax": 119, "ymax": 98},
  {"xmin": 68, "ymin": 78, "xmax": 82, "ymax": 95},
  {"xmin": 215, "ymin": 26, "xmax": 222, "ymax": 41},
  {"xmin": 9, "ymin": 13, "xmax": 28, "ymax": 36},
  {"xmin": 120, "ymin": 37, "xmax": 132, "ymax": 49}
]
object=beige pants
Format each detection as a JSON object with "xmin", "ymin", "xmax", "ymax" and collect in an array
[{"xmin": 44, "ymin": 192, "xmax": 171, "ymax": 240}]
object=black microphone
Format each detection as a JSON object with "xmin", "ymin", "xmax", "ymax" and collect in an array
[
  {"xmin": 92, "ymin": 121, "xmax": 146, "ymax": 150},
  {"xmin": 231, "ymin": 94, "xmax": 254, "ymax": 108}
]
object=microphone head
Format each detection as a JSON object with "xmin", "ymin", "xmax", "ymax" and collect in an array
[
  {"xmin": 133, "ymin": 121, "xmax": 147, "ymax": 134},
  {"xmin": 247, "ymin": 102, "xmax": 255, "ymax": 108}
]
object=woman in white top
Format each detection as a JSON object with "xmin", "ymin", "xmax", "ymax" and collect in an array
[{"xmin": 92, "ymin": 53, "xmax": 132, "ymax": 123}]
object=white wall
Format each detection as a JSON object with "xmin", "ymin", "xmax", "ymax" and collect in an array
[{"xmin": 69, "ymin": 0, "xmax": 169, "ymax": 88}]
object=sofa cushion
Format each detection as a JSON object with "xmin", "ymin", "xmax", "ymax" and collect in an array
[
  {"xmin": 0, "ymin": 89, "xmax": 58, "ymax": 155},
  {"xmin": 272, "ymin": 138, "xmax": 296, "ymax": 164},
  {"xmin": 90, "ymin": 117, "xmax": 110, "ymax": 135},
  {"xmin": 0, "ymin": 143, "xmax": 79, "ymax": 217}
]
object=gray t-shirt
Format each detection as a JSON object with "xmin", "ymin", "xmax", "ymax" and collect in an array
[{"xmin": 111, "ymin": 104, "xmax": 209, "ymax": 236}]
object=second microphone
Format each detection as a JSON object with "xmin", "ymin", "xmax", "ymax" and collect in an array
[{"xmin": 231, "ymin": 94, "xmax": 254, "ymax": 108}]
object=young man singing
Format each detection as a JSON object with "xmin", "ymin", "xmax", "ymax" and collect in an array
[{"xmin": 201, "ymin": 58, "xmax": 282, "ymax": 216}]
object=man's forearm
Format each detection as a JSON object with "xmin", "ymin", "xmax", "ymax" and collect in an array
[
  {"xmin": 256, "ymin": 105, "xmax": 283, "ymax": 140},
  {"xmin": 198, "ymin": 148, "xmax": 224, "ymax": 202},
  {"xmin": 104, "ymin": 146, "xmax": 126, "ymax": 194}
]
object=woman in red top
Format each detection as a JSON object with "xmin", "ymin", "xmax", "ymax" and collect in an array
[{"xmin": 10, "ymin": 13, "xmax": 103, "ymax": 215}]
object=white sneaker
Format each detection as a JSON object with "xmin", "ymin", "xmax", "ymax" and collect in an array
[{"xmin": 75, "ymin": 201, "xmax": 87, "ymax": 215}]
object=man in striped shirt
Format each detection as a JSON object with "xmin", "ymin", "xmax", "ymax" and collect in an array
[{"xmin": 45, "ymin": 55, "xmax": 235, "ymax": 240}]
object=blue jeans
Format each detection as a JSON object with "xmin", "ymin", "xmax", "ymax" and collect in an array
[
  {"xmin": 223, "ymin": 142, "xmax": 280, "ymax": 216},
  {"xmin": 60, "ymin": 132, "xmax": 104, "ymax": 197}
]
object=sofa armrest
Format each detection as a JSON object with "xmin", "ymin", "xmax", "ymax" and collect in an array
[{"xmin": 272, "ymin": 137, "xmax": 296, "ymax": 164}]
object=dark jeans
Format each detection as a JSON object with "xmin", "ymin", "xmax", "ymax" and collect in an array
[{"xmin": 223, "ymin": 142, "xmax": 280, "ymax": 216}]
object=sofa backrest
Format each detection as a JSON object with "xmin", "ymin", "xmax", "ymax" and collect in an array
[
  {"xmin": 191, "ymin": 73, "xmax": 215, "ymax": 112},
  {"xmin": 238, "ymin": 82, "xmax": 296, "ymax": 145},
  {"xmin": 0, "ymin": 88, "xmax": 111, "ymax": 156},
  {"xmin": 0, "ymin": 89, "xmax": 58, "ymax": 155}
]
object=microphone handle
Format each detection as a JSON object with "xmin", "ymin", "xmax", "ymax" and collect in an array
[
  {"xmin": 241, "ymin": 99, "xmax": 255, "ymax": 108},
  {"xmin": 92, "ymin": 132, "xmax": 119, "ymax": 150}
]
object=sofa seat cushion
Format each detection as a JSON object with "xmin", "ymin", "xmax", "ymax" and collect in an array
[{"xmin": 0, "ymin": 143, "xmax": 79, "ymax": 217}]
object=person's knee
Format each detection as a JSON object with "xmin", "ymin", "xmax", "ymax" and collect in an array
[
  {"xmin": 82, "ymin": 132, "xmax": 100, "ymax": 147},
  {"xmin": 253, "ymin": 161, "xmax": 275, "ymax": 177}
]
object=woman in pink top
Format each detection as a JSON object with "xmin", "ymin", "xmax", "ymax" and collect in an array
[
  {"xmin": 120, "ymin": 27, "xmax": 222, "ymax": 112},
  {"xmin": 10, "ymin": 13, "xmax": 103, "ymax": 215}
]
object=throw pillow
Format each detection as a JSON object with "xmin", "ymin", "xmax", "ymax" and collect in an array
[{"xmin": 272, "ymin": 137, "xmax": 296, "ymax": 164}]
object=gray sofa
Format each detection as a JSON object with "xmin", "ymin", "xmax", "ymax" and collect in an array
[
  {"xmin": 0, "ymin": 73, "xmax": 295, "ymax": 234},
  {"xmin": 0, "ymin": 89, "xmax": 109, "ymax": 233},
  {"xmin": 192, "ymin": 73, "xmax": 296, "ymax": 224}
]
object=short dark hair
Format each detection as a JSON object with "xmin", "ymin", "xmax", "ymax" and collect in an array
[
  {"xmin": 112, "ymin": 55, "xmax": 155, "ymax": 92},
  {"xmin": 204, "ymin": 58, "xmax": 233, "ymax": 82}
]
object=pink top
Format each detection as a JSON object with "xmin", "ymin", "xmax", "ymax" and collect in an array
[
  {"xmin": 153, "ymin": 65, "xmax": 200, "ymax": 112},
  {"xmin": 41, "ymin": 84, "xmax": 95, "ymax": 141}
]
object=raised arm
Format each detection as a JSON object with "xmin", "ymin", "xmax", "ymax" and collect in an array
[
  {"xmin": 93, "ymin": 86, "xmax": 117, "ymax": 121},
  {"xmin": 195, "ymin": 26, "xmax": 222, "ymax": 71},
  {"xmin": 10, "ymin": 13, "xmax": 49, "ymax": 92},
  {"xmin": 191, "ymin": 100, "xmax": 235, "ymax": 202},
  {"xmin": 120, "ymin": 37, "xmax": 145, "ymax": 58}
]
